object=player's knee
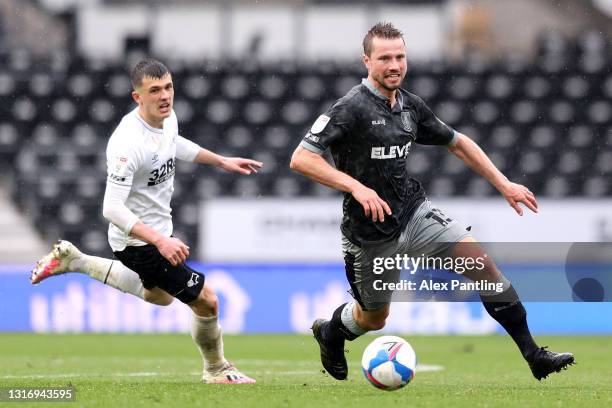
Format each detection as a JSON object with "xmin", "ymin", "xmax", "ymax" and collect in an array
[
  {"xmin": 463, "ymin": 255, "xmax": 501, "ymax": 282},
  {"xmin": 354, "ymin": 304, "xmax": 389, "ymax": 331},
  {"xmin": 357, "ymin": 310, "xmax": 389, "ymax": 331},
  {"xmin": 361, "ymin": 317, "xmax": 387, "ymax": 331},
  {"xmin": 158, "ymin": 297, "xmax": 174, "ymax": 306},
  {"xmin": 202, "ymin": 284, "xmax": 218, "ymax": 309},
  {"xmin": 475, "ymin": 260, "xmax": 501, "ymax": 281},
  {"xmin": 189, "ymin": 285, "xmax": 218, "ymax": 316}
]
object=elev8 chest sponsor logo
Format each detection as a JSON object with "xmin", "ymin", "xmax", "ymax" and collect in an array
[
  {"xmin": 148, "ymin": 158, "xmax": 175, "ymax": 186},
  {"xmin": 371, "ymin": 142, "xmax": 412, "ymax": 159}
]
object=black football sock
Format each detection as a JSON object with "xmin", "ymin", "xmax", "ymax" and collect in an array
[
  {"xmin": 321, "ymin": 303, "xmax": 361, "ymax": 344},
  {"xmin": 480, "ymin": 285, "xmax": 539, "ymax": 360}
]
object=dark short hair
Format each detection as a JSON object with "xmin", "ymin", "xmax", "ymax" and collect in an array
[
  {"xmin": 363, "ymin": 22, "xmax": 404, "ymax": 56},
  {"xmin": 130, "ymin": 59, "xmax": 170, "ymax": 89}
]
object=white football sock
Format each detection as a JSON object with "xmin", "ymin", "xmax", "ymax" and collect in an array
[
  {"xmin": 191, "ymin": 314, "xmax": 227, "ymax": 373},
  {"xmin": 341, "ymin": 301, "xmax": 367, "ymax": 336},
  {"xmin": 69, "ymin": 255, "xmax": 144, "ymax": 299}
]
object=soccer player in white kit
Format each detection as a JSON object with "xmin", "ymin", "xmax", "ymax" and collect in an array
[{"xmin": 31, "ymin": 59, "xmax": 262, "ymax": 384}]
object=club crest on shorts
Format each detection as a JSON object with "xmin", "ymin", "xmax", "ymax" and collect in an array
[
  {"xmin": 401, "ymin": 111, "xmax": 414, "ymax": 133},
  {"xmin": 310, "ymin": 114, "xmax": 330, "ymax": 134},
  {"xmin": 187, "ymin": 272, "xmax": 199, "ymax": 288}
]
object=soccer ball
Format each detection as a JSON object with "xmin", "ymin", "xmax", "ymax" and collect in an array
[{"xmin": 361, "ymin": 335, "xmax": 416, "ymax": 391}]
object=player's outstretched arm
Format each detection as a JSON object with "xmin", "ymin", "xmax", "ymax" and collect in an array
[
  {"xmin": 193, "ymin": 148, "xmax": 263, "ymax": 175},
  {"xmin": 447, "ymin": 133, "xmax": 538, "ymax": 216},
  {"xmin": 290, "ymin": 146, "xmax": 391, "ymax": 222}
]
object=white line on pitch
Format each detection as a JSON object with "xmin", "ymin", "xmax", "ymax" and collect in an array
[
  {"xmin": 6, "ymin": 357, "xmax": 445, "ymax": 371},
  {"xmin": 0, "ymin": 365, "xmax": 443, "ymax": 380},
  {"xmin": 0, "ymin": 371, "xmax": 311, "ymax": 380},
  {"xmin": 415, "ymin": 364, "xmax": 444, "ymax": 372}
]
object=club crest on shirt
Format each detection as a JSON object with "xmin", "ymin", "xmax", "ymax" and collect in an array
[
  {"xmin": 113, "ymin": 156, "xmax": 128, "ymax": 175},
  {"xmin": 401, "ymin": 111, "xmax": 414, "ymax": 133},
  {"xmin": 310, "ymin": 114, "xmax": 331, "ymax": 134}
]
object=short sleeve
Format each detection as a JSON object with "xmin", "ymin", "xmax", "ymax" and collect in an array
[
  {"xmin": 413, "ymin": 96, "xmax": 456, "ymax": 146},
  {"xmin": 176, "ymin": 135, "xmax": 200, "ymax": 162},
  {"xmin": 106, "ymin": 143, "xmax": 142, "ymax": 188},
  {"xmin": 300, "ymin": 101, "xmax": 355, "ymax": 154}
]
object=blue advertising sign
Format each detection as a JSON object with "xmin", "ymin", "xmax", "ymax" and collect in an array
[{"xmin": 1, "ymin": 263, "xmax": 611, "ymax": 334}]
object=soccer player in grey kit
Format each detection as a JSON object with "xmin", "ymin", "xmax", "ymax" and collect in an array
[{"xmin": 290, "ymin": 22, "xmax": 574, "ymax": 381}]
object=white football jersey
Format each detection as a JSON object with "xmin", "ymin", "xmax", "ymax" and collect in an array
[{"xmin": 105, "ymin": 108, "xmax": 200, "ymax": 251}]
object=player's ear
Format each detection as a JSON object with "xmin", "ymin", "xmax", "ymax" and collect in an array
[
  {"xmin": 363, "ymin": 53, "xmax": 370, "ymax": 70},
  {"xmin": 131, "ymin": 90, "xmax": 141, "ymax": 104}
]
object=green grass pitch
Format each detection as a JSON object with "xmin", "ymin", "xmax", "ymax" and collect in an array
[{"xmin": 0, "ymin": 334, "xmax": 610, "ymax": 407}]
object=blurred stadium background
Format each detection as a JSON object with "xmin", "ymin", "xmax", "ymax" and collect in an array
[{"xmin": 0, "ymin": 0, "xmax": 611, "ymax": 335}]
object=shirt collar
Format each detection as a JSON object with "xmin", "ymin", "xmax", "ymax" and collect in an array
[
  {"xmin": 135, "ymin": 108, "xmax": 164, "ymax": 134},
  {"xmin": 361, "ymin": 78, "xmax": 403, "ymax": 111}
]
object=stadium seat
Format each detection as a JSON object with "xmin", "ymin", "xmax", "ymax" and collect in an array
[
  {"xmin": 5, "ymin": 42, "xmax": 609, "ymax": 256},
  {"xmin": 523, "ymin": 76, "xmax": 552, "ymax": 99},
  {"xmin": 0, "ymin": 122, "xmax": 18, "ymax": 167},
  {"xmin": 584, "ymin": 176, "xmax": 609, "ymax": 197},
  {"xmin": 486, "ymin": 74, "xmax": 514, "ymax": 100},
  {"xmin": 409, "ymin": 75, "xmax": 439, "ymax": 100},
  {"xmin": 222, "ymin": 75, "xmax": 250, "ymax": 99},
  {"xmin": 429, "ymin": 176, "xmax": 456, "ymax": 197},
  {"xmin": 257, "ymin": 74, "xmax": 288, "ymax": 100}
]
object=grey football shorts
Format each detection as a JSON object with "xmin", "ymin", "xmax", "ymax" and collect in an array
[{"xmin": 342, "ymin": 199, "xmax": 471, "ymax": 311}]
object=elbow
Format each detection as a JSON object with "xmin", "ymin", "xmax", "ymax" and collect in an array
[
  {"xmin": 289, "ymin": 151, "xmax": 303, "ymax": 173},
  {"xmin": 102, "ymin": 198, "xmax": 119, "ymax": 225},
  {"xmin": 447, "ymin": 139, "xmax": 465, "ymax": 158},
  {"xmin": 102, "ymin": 203, "xmax": 113, "ymax": 223},
  {"xmin": 102, "ymin": 202, "xmax": 138, "ymax": 235},
  {"xmin": 446, "ymin": 143, "xmax": 460, "ymax": 156}
]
